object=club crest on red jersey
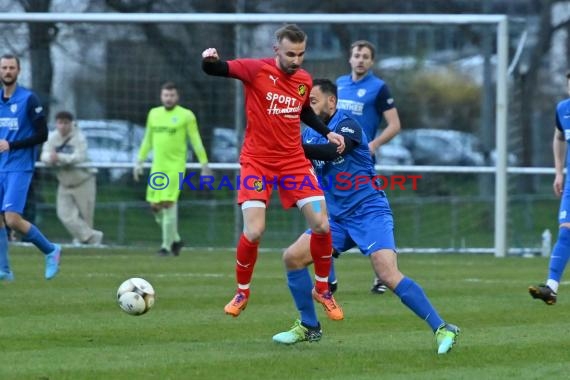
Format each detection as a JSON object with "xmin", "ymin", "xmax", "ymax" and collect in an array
[
  {"xmin": 253, "ymin": 179, "xmax": 264, "ymax": 192},
  {"xmin": 298, "ymin": 84, "xmax": 307, "ymax": 96}
]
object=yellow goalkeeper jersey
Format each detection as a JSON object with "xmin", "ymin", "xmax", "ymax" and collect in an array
[{"xmin": 137, "ymin": 105, "xmax": 208, "ymax": 173}]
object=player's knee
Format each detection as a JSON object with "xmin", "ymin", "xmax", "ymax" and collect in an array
[
  {"xmin": 309, "ymin": 218, "xmax": 329, "ymax": 234},
  {"xmin": 312, "ymin": 224, "xmax": 328, "ymax": 234},
  {"xmin": 282, "ymin": 248, "xmax": 296, "ymax": 268},
  {"xmin": 379, "ymin": 270, "xmax": 403, "ymax": 290},
  {"xmin": 243, "ymin": 227, "xmax": 264, "ymax": 242},
  {"xmin": 161, "ymin": 201, "xmax": 174, "ymax": 209},
  {"xmin": 283, "ymin": 246, "xmax": 309, "ymax": 269},
  {"xmin": 3, "ymin": 213, "xmax": 23, "ymax": 231},
  {"xmin": 375, "ymin": 267, "xmax": 400, "ymax": 290},
  {"xmin": 371, "ymin": 250, "xmax": 400, "ymax": 284}
]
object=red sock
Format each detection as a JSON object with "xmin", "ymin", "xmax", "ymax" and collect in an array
[
  {"xmin": 235, "ymin": 233, "xmax": 259, "ymax": 298},
  {"xmin": 310, "ymin": 231, "xmax": 332, "ymax": 293}
]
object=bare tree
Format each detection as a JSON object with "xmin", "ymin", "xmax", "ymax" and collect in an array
[
  {"xmin": 103, "ymin": 0, "xmax": 237, "ymax": 128},
  {"xmin": 515, "ymin": 0, "xmax": 570, "ymax": 170},
  {"xmin": 18, "ymin": 0, "xmax": 57, "ymax": 115}
]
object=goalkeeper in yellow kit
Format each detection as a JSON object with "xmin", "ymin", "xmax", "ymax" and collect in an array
[{"xmin": 134, "ymin": 81, "xmax": 211, "ymax": 256}]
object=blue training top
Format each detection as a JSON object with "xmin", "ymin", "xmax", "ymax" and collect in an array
[
  {"xmin": 336, "ymin": 71, "xmax": 395, "ymax": 141},
  {"xmin": 556, "ymin": 97, "xmax": 570, "ymax": 189},
  {"xmin": 0, "ymin": 86, "xmax": 45, "ymax": 172}
]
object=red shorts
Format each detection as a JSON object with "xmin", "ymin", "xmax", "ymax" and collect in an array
[{"xmin": 238, "ymin": 157, "xmax": 323, "ymax": 209}]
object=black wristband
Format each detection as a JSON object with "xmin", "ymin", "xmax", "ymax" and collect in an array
[{"xmin": 202, "ymin": 60, "xmax": 229, "ymax": 76}]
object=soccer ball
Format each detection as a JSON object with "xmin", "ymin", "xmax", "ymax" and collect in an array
[{"xmin": 117, "ymin": 277, "xmax": 155, "ymax": 315}]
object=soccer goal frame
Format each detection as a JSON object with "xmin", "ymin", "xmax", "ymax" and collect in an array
[{"xmin": 2, "ymin": 12, "xmax": 509, "ymax": 257}]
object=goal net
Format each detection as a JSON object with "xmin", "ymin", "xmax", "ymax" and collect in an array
[{"xmin": 0, "ymin": 13, "xmax": 536, "ymax": 257}]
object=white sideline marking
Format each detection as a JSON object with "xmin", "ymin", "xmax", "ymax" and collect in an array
[
  {"xmin": 84, "ymin": 272, "xmax": 225, "ymax": 278},
  {"xmin": 82, "ymin": 272, "xmax": 284, "ymax": 280},
  {"xmin": 464, "ymin": 278, "xmax": 570, "ymax": 285}
]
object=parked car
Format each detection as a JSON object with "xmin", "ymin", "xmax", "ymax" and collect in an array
[
  {"xmin": 487, "ymin": 149, "xmax": 518, "ymax": 167},
  {"xmin": 375, "ymin": 135, "xmax": 414, "ymax": 166},
  {"xmin": 375, "ymin": 129, "xmax": 518, "ymax": 167},
  {"xmin": 208, "ymin": 126, "xmax": 516, "ymax": 168},
  {"xmin": 77, "ymin": 119, "xmax": 145, "ymax": 182},
  {"xmin": 399, "ymin": 129, "xmax": 486, "ymax": 166}
]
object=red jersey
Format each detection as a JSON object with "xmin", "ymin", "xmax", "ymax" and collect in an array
[{"xmin": 227, "ymin": 57, "xmax": 312, "ymax": 161}]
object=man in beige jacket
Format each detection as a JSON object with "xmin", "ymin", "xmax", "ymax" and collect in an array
[{"xmin": 41, "ymin": 111, "xmax": 103, "ymax": 245}]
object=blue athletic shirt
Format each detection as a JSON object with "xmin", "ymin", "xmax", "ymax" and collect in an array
[
  {"xmin": 0, "ymin": 86, "xmax": 45, "ymax": 172},
  {"xmin": 336, "ymin": 72, "xmax": 395, "ymax": 141},
  {"xmin": 556, "ymin": 98, "xmax": 570, "ymax": 188},
  {"xmin": 302, "ymin": 110, "xmax": 384, "ymax": 219}
]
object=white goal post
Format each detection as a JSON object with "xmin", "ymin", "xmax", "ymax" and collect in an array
[{"xmin": 2, "ymin": 12, "xmax": 509, "ymax": 257}]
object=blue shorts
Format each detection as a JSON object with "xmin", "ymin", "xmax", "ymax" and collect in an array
[
  {"xmin": 306, "ymin": 195, "xmax": 396, "ymax": 256},
  {"xmin": 0, "ymin": 171, "xmax": 33, "ymax": 214}
]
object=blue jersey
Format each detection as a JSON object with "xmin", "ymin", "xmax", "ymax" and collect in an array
[
  {"xmin": 0, "ymin": 86, "xmax": 45, "ymax": 172},
  {"xmin": 555, "ymin": 98, "xmax": 570, "ymax": 177},
  {"xmin": 556, "ymin": 98, "xmax": 570, "ymax": 133},
  {"xmin": 554, "ymin": 98, "xmax": 570, "ymax": 223},
  {"xmin": 336, "ymin": 72, "xmax": 395, "ymax": 141},
  {"xmin": 302, "ymin": 111, "xmax": 384, "ymax": 219}
]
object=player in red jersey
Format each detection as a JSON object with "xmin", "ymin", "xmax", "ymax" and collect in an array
[{"xmin": 202, "ymin": 24, "xmax": 345, "ymax": 318}]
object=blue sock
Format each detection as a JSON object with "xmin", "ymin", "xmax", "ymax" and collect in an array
[
  {"xmin": 548, "ymin": 227, "xmax": 570, "ymax": 283},
  {"xmin": 0, "ymin": 227, "xmax": 10, "ymax": 273},
  {"xmin": 394, "ymin": 277, "xmax": 445, "ymax": 332},
  {"xmin": 328, "ymin": 258, "xmax": 337, "ymax": 284},
  {"xmin": 24, "ymin": 224, "xmax": 55, "ymax": 254},
  {"xmin": 287, "ymin": 268, "xmax": 319, "ymax": 328}
]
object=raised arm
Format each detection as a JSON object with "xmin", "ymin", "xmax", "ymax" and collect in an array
[{"xmin": 201, "ymin": 48, "xmax": 229, "ymax": 77}]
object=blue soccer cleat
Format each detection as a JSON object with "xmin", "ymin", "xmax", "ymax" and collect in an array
[
  {"xmin": 272, "ymin": 319, "xmax": 322, "ymax": 345},
  {"xmin": 435, "ymin": 323, "xmax": 460, "ymax": 354},
  {"xmin": 45, "ymin": 244, "xmax": 61, "ymax": 280},
  {"xmin": 0, "ymin": 271, "xmax": 14, "ymax": 282}
]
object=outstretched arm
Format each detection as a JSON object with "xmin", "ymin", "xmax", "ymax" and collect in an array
[{"xmin": 201, "ymin": 48, "xmax": 229, "ymax": 77}]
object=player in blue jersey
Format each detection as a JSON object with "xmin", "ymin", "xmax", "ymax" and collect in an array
[
  {"xmin": 272, "ymin": 79, "xmax": 459, "ymax": 354},
  {"xmin": 529, "ymin": 71, "xmax": 570, "ymax": 305},
  {"xmin": 0, "ymin": 54, "xmax": 61, "ymax": 281},
  {"xmin": 335, "ymin": 40, "xmax": 402, "ymax": 294}
]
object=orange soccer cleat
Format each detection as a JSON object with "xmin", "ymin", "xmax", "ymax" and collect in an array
[
  {"xmin": 224, "ymin": 292, "xmax": 249, "ymax": 317},
  {"xmin": 312, "ymin": 288, "xmax": 344, "ymax": 321}
]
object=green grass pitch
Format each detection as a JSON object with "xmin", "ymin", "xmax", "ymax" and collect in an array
[{"xmin": 0, "ymin": 246, "xmax": 568, "ymax": 380}]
